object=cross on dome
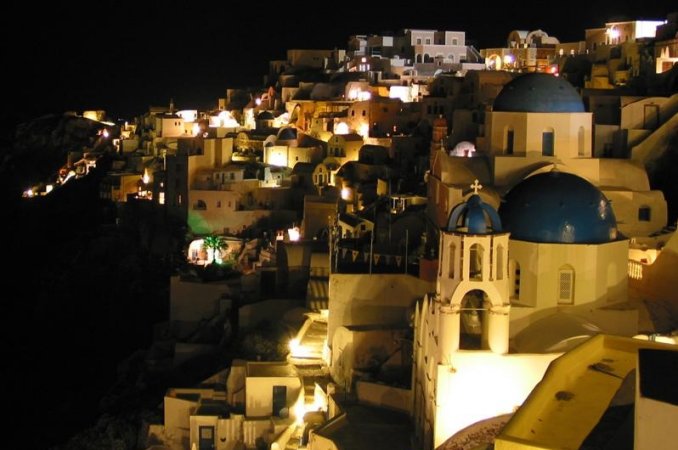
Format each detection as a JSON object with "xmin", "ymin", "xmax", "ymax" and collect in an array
[{"xmin": 470, "ymin": 179, "xmax": 483, "ymax": 195}]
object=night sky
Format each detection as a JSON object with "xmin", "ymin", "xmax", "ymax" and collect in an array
[{"xmin": 3, "ymin": 1, "xmax": 676, "ymax": 121}]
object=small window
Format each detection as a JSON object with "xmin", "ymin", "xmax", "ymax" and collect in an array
[
  {"xmin": 638, "ymin": 206, "xmax": 651, "ymax": 222},
  {"xmin": 416, "ymin": 38, "xmax": 422, "ymax": 45},
  {"xmin": 425, "ymin": 38, "xmax": 431, "ymax": 45},
  {"xmin": 217, "ymin": 201, "xmax": 222, "ymax": 208},
  {"xmin": 506, "ymin": 129, "xmax": 514, "ymax": 155},
  {"xmin": 558, "ymin": 267, "xmax": 575, "ymax": 304},
  {"xmin": 362, "ymin": 110, "xmax": 366, "ymax": 117},
  {"xmin": 452, "ymin": 38, "xmax": 458, "ymax": 45},
  {"xmin": 351, "ymin": 110, "xmax": 355, "ymax": 117},
  {"xmin": 542, "ymin": 130, "xmax": 554, "ymax": 156},
  {"xmin": 448, "ymin": 243, "xmax": 456, "ymax": 278}
]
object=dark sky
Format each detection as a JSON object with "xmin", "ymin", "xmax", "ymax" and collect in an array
[{"xmin": 3, "ymin": 1, "xmax": 676, "ymax": 120}]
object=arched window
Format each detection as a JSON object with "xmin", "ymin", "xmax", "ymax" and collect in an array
[
  {"xmin": 194, "ymin": 199, "xmax": 207, "ymax": 210},
  {"xmin": 542, "ymin": 128, "xmax": 555, "ymax": 156},
  {"xmin": 506, "ymin": 127, "xmax": 514, "ymax": 155},
  {"xmin": 558, "ymin": 265, "xmax": 575, "ymax": 304},
  {"xmin": 469, "ymin": 243, "xmax": 483, "ymax": 280},
  {"xmin": 578, "ymin": 126, "xmax": 586, "ymax": 156},
  {"xmin": 496, "ymin": 245, "xmax": 504, "ymax": 280},
  {"xmin": 424, "ymin": 54, "xmax": 433, "ymax": 63},
  {"xmin": 448, "ymin": 243, "xmax": 456, "ymax": 278},
  {"xmin": 416, "ymin": 54, "xmax": 423, "ymax": 63}
]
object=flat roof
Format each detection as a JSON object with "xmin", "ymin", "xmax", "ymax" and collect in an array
[{"xmin": 247, "ymin": 362, "xmax": 298, "ymax": 378}]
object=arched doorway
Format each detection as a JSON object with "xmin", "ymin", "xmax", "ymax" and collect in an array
[{"xmin": 459, "ymin": 289, "xmax": 488, "ymax": 350}]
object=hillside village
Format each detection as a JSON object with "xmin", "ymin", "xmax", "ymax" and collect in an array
[{"xmin": 20, "ymin": 14, "xmax": 678, "ymax": 450}]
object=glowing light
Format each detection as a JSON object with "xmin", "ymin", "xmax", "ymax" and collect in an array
[
  {"xmin": 289, "ymin": 338, "xmax": 301, "ymax": 354},
  {"xmin": 255, "ymin": 98, "xmax": 262, "ymax": 106},
  {"xmin": 348, "ymin": 89, "xmax": 371, "ymax": 101},
  {"xmin": 389, "ymin": 86, "xmax": 411, "ymax": 102},
  {"xmin": 288, "ymin": 226, "xmax": 301, "ymax": 242},
  {"xmin": 23, "ymin": 188, "xmax": 34, "ymax": 198},
  {"xmin": 177, "ymin": 110, "xmax": 198, "ymax": 122},
  {"xmin": 341, "ymin": 188, "xmax": 351, "ymax": 200},
  {"xmin": 217, "ymin": 110, "xmax": 239, "ymax": 128},
  {"xmin": 45, "ymin": 184, "xmax": 53, "ymax": 194},
  {"xmin": 293, "ymin": 399, "xmax": 306, "ymax": 425},
  {"xmin": 358, "ymin": 123, "xmax": 369, "ymax": 137},
  {"xmin": 142, "ymin": 169, "xmax": 150, "ymax": 185},
  {"xmin": 272, "ymin": 112, "xmax": 290, "ymax": 128},
  {"xmin": 102, "ymin": 129, "xmax": 110, "ymax": 138},
  {"xmin": 192, "ymin": 123, "xmax": 201, "ymax": 136},
  {"xmin": 606, "ymin": 27, "xmax": 620, "ymax": 40},
  {"xmin": 268, "ymin": 151, "xmax": 287, "ymax": 167},
  {"xmin": 334, "ymin": 122, "xmax": 349, "ymax": 135},
  {"xmin": 503, "ymin": 54, "xmax": 514, "ymax": 65}
]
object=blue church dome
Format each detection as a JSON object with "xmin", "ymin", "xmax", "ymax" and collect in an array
[
  {"xmin": 277, "ymin": 127, "xmax": 297, "ymax": 141},
  {"xmin": 447, "ymin": 182, "xmax": 502, "ymax": 234},
  {"xmin": 499, "ymin": 171, "xmax": 617, "ymax": 244},
  {"xmin": 493, "ymin": 73, "xmax": 585, "ymax": 113}
]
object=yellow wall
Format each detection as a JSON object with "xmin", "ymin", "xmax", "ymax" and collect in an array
[
  {"xmin": 496, "ymin": 335, "xmax": 676, "ymax": 450},
  {"xmin": 245, "ymin": 376, "xmax": 301, "ymax": 418},
  {"xmin": 433, "ymin": 352, "xmax": 559, "ymax": 448},
  {"xmin": 328, "ymin": 274, "xmax": 434, "ymax": 346},
  {"xmin": 636, "ymin": 397, "xmax": 678, "ymax": 450},
  {"xmin": 507, "ymin": 239, "xmax": 634, "ymax": 336},
  {"xmin": 487, "ymin": 112, "xmax": 592, "ymax": 158}
]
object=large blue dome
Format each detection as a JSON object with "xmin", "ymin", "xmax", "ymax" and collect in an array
[
  {"xmin": 499, "ymin": 171, "xmax": 617, "ymax": 244},
  {"xmin": 493, "ymin": 73, "xmax": 585, "ymax": 113}
]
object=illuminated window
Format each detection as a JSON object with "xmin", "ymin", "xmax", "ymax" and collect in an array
[
  {"xmin": 558, "ymin": 266, "xmax": 575, "ymax": 304},
  {"xmin": 638, "ymin": 206, "xmax": 651, "ymax": 221}
]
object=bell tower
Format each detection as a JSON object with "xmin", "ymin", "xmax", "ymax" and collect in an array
[{"xmin": 436, "ymin": 180, "xmax": 511, "ymax": 359}]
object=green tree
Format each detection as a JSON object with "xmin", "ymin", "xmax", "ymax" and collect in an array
[{"xmin": 202, "ymin": 235, "xmax": 227, "ymax": 264}]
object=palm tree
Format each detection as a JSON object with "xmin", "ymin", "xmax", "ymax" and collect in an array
[{"xmin": 202, "ymin": 235, "xmax": 227, "ymax": 264}]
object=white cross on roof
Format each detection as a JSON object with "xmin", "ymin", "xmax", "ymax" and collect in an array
[{"xmin": 470, "ymin": 179, "xmax": 483, "ymax": 195}]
